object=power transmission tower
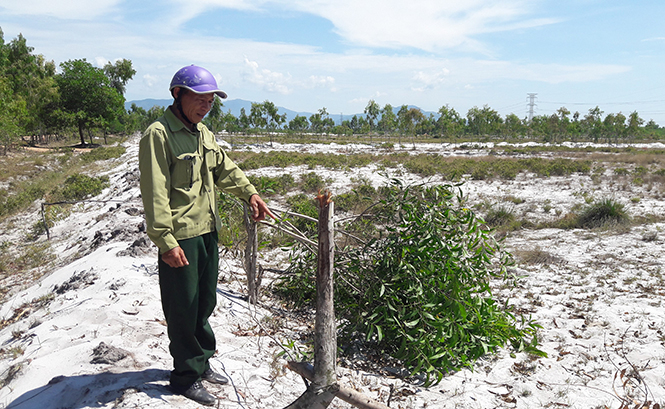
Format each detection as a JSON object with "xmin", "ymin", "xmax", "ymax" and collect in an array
[{"xmin": 526, "ymin": 93, "xmax": 537, "ymax": 122}]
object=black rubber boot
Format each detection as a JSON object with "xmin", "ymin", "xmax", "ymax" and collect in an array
[
  {"xmin": 202, "ymin": 368, "xmax": 229, "ymax": 385},
  {"xmin": 174, "ymin": 380, "xmax": 216, "ymax": 406}
]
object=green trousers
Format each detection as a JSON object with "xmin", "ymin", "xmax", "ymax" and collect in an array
[{"xmin": 158, "ymin": 231, "xmax": 219, "ymax": 388}]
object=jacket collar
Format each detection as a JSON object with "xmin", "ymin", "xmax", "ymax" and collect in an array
[{"xmin": 165, "ymin": 106, "xmax": 201, "ymax": 134}]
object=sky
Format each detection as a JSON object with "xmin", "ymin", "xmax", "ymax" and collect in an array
[{"xmin": 2, "ymin": 0, "xmax": 665, "ymax": 125}]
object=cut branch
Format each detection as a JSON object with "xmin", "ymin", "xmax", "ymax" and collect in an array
[{"xmin": 287, "ymin": 362, "xmax": 391, "ymax": 409}]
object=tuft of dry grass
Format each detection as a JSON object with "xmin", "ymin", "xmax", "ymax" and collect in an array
[{"xmin": 513, "ymin": 247, "xmax": 566, "ymax": 266}]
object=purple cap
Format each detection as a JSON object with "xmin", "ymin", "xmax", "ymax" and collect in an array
[{"xmin": 169, "ymin": 65, "xmax": 227, "ymax": 99}]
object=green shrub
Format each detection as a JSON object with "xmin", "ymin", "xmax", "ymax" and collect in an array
[
  {"xmin": 285, "ymin": 193, "xmax": 318, "ymax": 236},
  {"xmin": 0, "ymin": 185, "xmax": 45, "ymax": 217},
  {"xmin": 54, "ymin": 174, "xmax": 109, "ymax": 202},
  {"xmin": 300, "ymin": 172, "xmax": 330, "ymax": 193},
  {"xmin": 248, "ymin": 174, "xmax": 295, "ymax": 196},
  {"xmin": 576, "ymin": 198, "xmax": 629, "ymax": 228},
  {"xmin": 276, "ymin": 183, "xmax": 544, "ymax": 385},
  {"xmin": 216, "ymin": 192, "xmax": 246, "ymax": 249},
  {"xmin": 79, "ymin": 146, "xmax": 126, "ymax": 163}
]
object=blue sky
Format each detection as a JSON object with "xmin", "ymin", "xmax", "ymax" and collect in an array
[{"xmin": 2, "ymin": 0, "xmax": 665, "ymax": 125}]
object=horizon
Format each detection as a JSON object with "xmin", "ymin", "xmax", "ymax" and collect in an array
[{"xmin": 3, "ymin": 1, "xmax": 665, "ymax": 126}]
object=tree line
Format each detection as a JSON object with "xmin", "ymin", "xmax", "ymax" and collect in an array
[
  {"xmin": 1, "ymin": 28, "xmax": 663, "ymax": 154},
  {"xmin": 204, "ymin": 99, "xmax": 664, "ymax": 143}
]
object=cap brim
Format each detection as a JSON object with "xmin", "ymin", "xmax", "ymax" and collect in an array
[{"xmin": 189, "ymin": 84, "xmax": 227, "ymax": 99}]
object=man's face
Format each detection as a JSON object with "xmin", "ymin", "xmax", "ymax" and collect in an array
[{"xmin": 176, "ymin": 88, "xmax": 215, "ymax": 124}]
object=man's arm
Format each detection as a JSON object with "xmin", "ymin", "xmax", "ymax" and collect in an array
[
  {"xmin": 138, "ymin": 127, "xmax": 180, "ymax": 254},
  {"xmin": 249, "ymin": 194, "xmax": 275, "ymax": 221}
]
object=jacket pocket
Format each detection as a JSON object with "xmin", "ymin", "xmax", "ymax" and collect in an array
[
  {"xmin": 202, "ymin": 139, "xmax": 221, "ymax": 171},
  {"xmin": 172, "ymin": 153, "xmax": 201, "ymax": 190}
]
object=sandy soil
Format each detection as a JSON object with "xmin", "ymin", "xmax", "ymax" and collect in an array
[{"xmin": 0, "ymin": 134, "xmax": 663, "ymax": 408}]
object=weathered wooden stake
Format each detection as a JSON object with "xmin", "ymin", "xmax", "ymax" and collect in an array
[
  {"xmin": 243, "ymin": 203, "xmax": 259, "ymax": 305},
  {"xmin": 314, "ymin": 191, "xmax": 336, "ymax": 386},
  {"xmin": 284, "ymin": 191, "xmax": 391, "ymax": 409},
  {"xmin": 284, "ymin": 191, "xmax": 337, "ymax": 409}
]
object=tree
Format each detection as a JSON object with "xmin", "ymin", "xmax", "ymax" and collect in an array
[
  {"xmin": 364, "ymin": 99, "xmax": 380, "ymax": 141},
  {"xmin": 203, "ymin": 97, "xmax": 224, "ymax": 134},
  {"xmin": 503, "ymin": 113, "xmax": 525, "ymax": 138},
  {"xmin": 582, "ymin": 106, "xmax": 604, "ymax": 142},
  {"xmin": 466, "ymin": 105, "xmax": 503, "ymax": 136},
  {"xmin": 0, "ymin": 77, "xmax": 26, "ymax": 154},
  {"xmin": 378, "ymin": 103, "xmax": 396, "ymax": 135},
  {"xmin": 103, "ymin": 59, "xmax": 135, "ymax": 96},
  {"xmin": 258, "ymin": 100, "xmax": 286, "ymax": 146},
  {"xmin": 627, "ymin": 111, "xmax": 643, "ymax": 140},
  {"xmin": 56, "ymin": 59, "xmax": 124, "ymax": 146},
  {"xmin": 604, "ymin": 112, "xmax": 626, "ymax": 143},
  {"xmin": 1, "ymin": 32, "xmax": 58, "ymax": 136},
  {"xmin": 397, "ymin": 105, "xmax": 424, "ymax": 147},
  {"xmin": 555, "ymin": 107, "xmax": 571, "ymax": 140},
  {"xmin": 262, "ymin": 100, "xmax": 286, "ymax": 131},
  {"xmin": 288, "ymin": 115, "xmax": 309, "ymax": 134},
  {"xmin": 309, "ymin": 108, "xmax": 334, "ymax": 135},
  {"xmin": 436, "ymin": 105, "xmax": 464, "ymax": 138},
  {"xmin": 238, "ymin": 107, "xmax": 250, "ymax": 132}
]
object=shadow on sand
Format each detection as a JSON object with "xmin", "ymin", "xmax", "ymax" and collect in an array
[{"xmin": 6, "ymin": 368, "xmax": 172, "ymax": 409}]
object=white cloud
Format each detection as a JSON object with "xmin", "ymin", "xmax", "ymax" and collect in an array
[
  {"xmin": 1, "ymin": 0, "xmax": 121, "ymax": 19},
  {"xmin": 160, "ymin": 0, "xmax": 558, "ymax": 53},
  {"xmin": 240, "ymin": 57, "xmax": 338, "ymax": 95},
  {"xmin": 94, "ymin": 57, "xmax": 108, "ymax": 68},
  {"xmin": 174, "ymin": 0, "xmax": 556, "ymax": 53},
  {"xmin": 242, "ymin": 57, "xmax": 293, "ymax": 94},
  {"xmin": 304, "ymin": 75, "xmax": 335, "ymax": 89},
  {"xmin": 143, "ymin": 74, "xmax": 158, "ymax": 88},
  {"xmin": 412, "ymin": 68, "xmax": 451, "ymax": 91}
]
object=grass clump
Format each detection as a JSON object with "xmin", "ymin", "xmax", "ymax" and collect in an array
[
  {"xmin": 576, "ymin": 198, "xmax": 629, "ymax": 229},
  {"xmin": 485, "ymin": 205, "xmax": 516, "ymax": 228}
]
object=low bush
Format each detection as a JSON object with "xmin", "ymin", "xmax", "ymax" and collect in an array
[
  {"xmin": 0, "ymin": 185, "xmax": 45, "ymax": 217},
  {"xmin": 247, "ymin": 174, "xmax": 295, "ymax": 196},
  {"xmin": 285, "ymin": 193, "xmax": 319, "ymax": 237},
  {"xmin": 216, "ymin": 192, "xmax": 246, "ymax": 249},
  {"xmin": 51, "ymin": 174, "xmax": 109, "ymax": 202},
  {"xmin": 276, "ymin": 182, "xmax": 544, "ymax": 385},
  {"xmin": 79, "ymin": 146, "xmax": 126, "ymax": 163},
  {"xmin": 300, "ymin": 172, "xmax": 330, "ymax": 193}
]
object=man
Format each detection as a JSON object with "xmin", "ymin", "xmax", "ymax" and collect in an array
[{"xmin": 139, "ymin": 65, "xmax": 274, "ymax": 406}]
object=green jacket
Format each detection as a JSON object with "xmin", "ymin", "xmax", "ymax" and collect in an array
[{"xmin": 139, "ymin": 107, "xmax": 257, "ymax": 254}]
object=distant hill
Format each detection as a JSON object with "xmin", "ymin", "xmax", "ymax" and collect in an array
[{"xmin": 125, "ymin": 99, "xmax": 437, "ymax": 125}]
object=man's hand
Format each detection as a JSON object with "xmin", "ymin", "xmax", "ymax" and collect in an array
[
  {"xmin": 249, "ymin": 194, "xmax": 276, "ymax": 222},
  {"xmin": 161, "ymin": 246, "xmax": 189, "ymax": 268}
]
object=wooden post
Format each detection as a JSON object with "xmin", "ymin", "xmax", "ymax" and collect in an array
[
  {"xmin": 284, "ymin": 191, "xmax": 337, "ymax": 409},
  {"xmin": 314, "ymin": 191, "xmax": 336, "ymax": 386},
  {"xmin": 243, "ymin": 203, "xmax": 259, "ymax": 304}
]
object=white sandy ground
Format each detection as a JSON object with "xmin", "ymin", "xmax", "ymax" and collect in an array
[{"xmin": 0, "ymin": 134, "xmax": 664, "ymax": 408}]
